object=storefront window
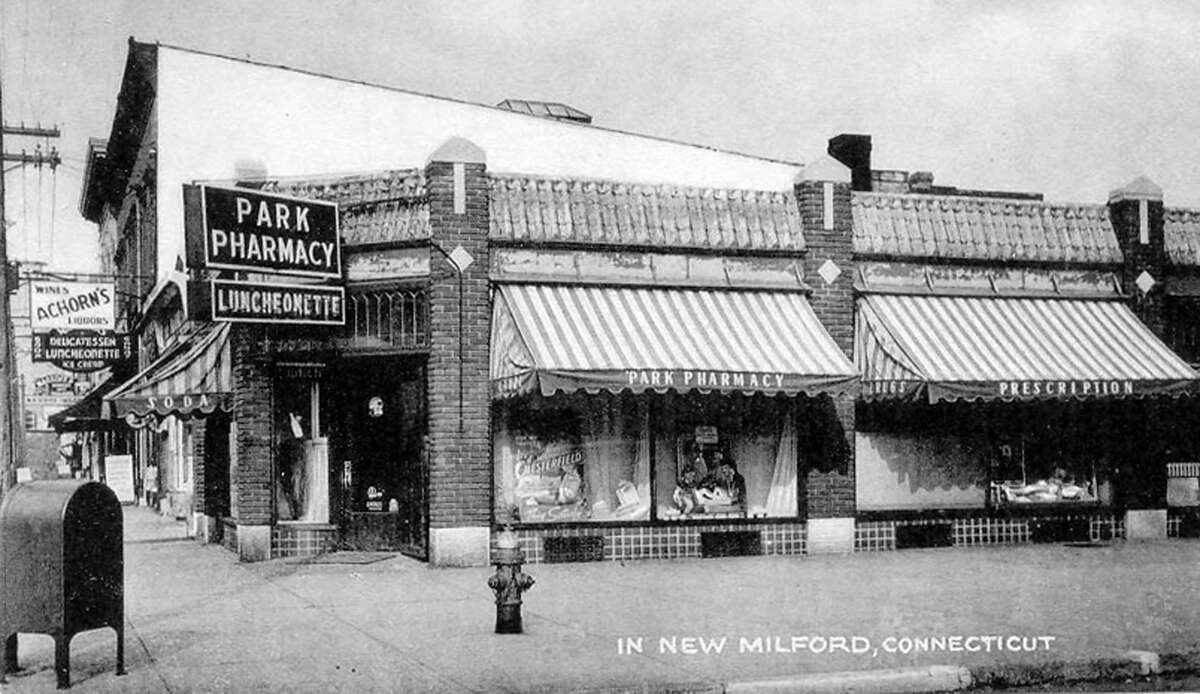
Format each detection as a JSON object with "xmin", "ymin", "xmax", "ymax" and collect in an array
[
  {"xmin": 494, "ymin": 394, "xmax": 651, "ymax": 523},
  {"xmin": 494, "ymin": 393, "xmax": 801, "ymax": 524},
  {"xmin": 275, "ymin": 377, "xmax": 329, "ymax": 523},
  {"xmin": 653, "ymin": 394, "xmax": 798, "ymax": 520},
  {"xmin": 856, "ymin": 400, "xmax": 1119, "ymax": 512}
]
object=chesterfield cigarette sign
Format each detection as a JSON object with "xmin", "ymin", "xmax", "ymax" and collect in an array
[{"xmin": 184, "ymin": 184, "xmax": 341, "ymax": 278}]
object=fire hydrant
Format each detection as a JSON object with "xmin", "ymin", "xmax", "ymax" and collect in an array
[{"xmin": 487, "ymin": 526, "xmax": 534, "ymax": 634}]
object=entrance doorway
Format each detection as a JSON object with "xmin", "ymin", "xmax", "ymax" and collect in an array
[
  {"xmin": 330, "ymin": 356, "xmax": 428, "ymax": 557},
  {"xmin": 202, "ymin": 412, "xmax": 231, "ymax": 540}
]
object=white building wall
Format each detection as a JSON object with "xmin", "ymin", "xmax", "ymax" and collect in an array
[{"xmin": 154, "ymin": 47, "xmax": 804, "ymax": 279}]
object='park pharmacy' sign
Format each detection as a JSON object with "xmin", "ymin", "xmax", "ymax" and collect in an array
[
  {"xmin": 184, "ymin": 184, "xmax": 341, "ymax": 278},
  {"xmin": 184, "ymin": 183, "xmax": 345, "ymax": 326}
]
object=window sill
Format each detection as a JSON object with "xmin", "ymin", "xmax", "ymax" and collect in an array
[{"xmin": 277, "ymin": 521, "xmax": 336, "ymax": 530}]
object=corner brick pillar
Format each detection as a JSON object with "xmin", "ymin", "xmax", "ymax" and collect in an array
[
  {"xmin": 1110, "ymin": 177, "xmax": 1167, "ymax": 338},
  {"xmin": 230, "ymin": 324, "xmax": 274, "ymax": 560},
  {"xmin": 424, "ymin": 138, "xmax": 493, "ymax": 566},
  {"xmin": 796, "ymin": 166, "xmax": 857, "ymax": 553},
  {"xmin": 1108, "ymin": 177, "xmax": 1170, "ymax": 538}
]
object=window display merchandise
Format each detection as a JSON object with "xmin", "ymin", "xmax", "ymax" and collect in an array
[{"xmin": 495, "ymin": 392, "xmax": 804, "ymax": 524}]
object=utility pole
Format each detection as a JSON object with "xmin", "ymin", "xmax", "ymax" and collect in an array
[
  {"xmin": 0, "ymin": 75, "xmax": 14, "ymax": 496},
  {"xmin": 0, "ymin": 107, "xmax": 59, "ymax": 496}
]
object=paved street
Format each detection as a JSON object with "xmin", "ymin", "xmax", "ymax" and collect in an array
[{"xmin": 2, "ymin": 506, "xmax": 1198, "ymax": 693}]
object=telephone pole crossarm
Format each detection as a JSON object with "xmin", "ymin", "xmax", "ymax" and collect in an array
[
  {"xmin": 1, "ymin": 150, "xmax": 61, "ymax": 169},
  {"xmin": 1, "ymin": 125, "xmax": 60, "ymax": 138}
]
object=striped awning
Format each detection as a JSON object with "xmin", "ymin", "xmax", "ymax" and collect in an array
[
  {"xmin": 104, "ymin": 323, "xmax": 233, "ymax": 425},
  {"xmin": 491, "ymin": 284, "xmax": 857, "ymax": 397},
  {"xmin": 856, "ymin": 294, "xmax": 1200, "ymax": 402},
  {"xmin": 48, "ymin": 374, "xmax": 126, "ymax": 432}
]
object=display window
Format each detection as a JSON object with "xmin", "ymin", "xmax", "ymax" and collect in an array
[
  {"xmin": 653, "ymin": 394, "xmax": 797, "ymax": 520},
  {"xmin": 856, "ymin": 400, "xmax": 1124, "ymax": 512},
  {"xmin": 274, "ymin": 376, "xmax": 330, "ymax": 523},
  {"xmin": 494, "ymin": 392, "xmax": 802, "ymax": 524},
  {"xmin": 494, "ymin": 394, "xmax": 651, "ymax": 523}
]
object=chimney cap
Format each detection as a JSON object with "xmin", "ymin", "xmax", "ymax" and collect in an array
[
  {"xmin": 234, "ymin": 158, "xmax": 269, "ymax": 188},
  {"xmin": 909, "ymin": 171, "xmax": 934, "ymax": 191}
]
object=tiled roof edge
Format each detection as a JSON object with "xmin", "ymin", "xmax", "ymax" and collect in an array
[
  {"xmin": 852, "ymin": 190, "xmax": 1110, "ymax": 217},
  {"xmin": 489, "ymin": 172, "xmax": 797, "ymax": 200}
]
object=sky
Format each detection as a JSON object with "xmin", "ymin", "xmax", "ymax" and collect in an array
[{"xmin": 3, "ymin": 0, "xmax": 1200, "ymax": 273}]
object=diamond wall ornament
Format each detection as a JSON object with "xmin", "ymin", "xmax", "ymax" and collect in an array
[
  {"xmin": 818, "ymin": 259, "xmax": 842, "ymax": 285},
  {"xmin": 1135, "ymin": 270, "xmax": 1156, "ymax": 294},
  {"xmin": 448, "ymin": 245, "xmax": 474, "ymax": 273}
]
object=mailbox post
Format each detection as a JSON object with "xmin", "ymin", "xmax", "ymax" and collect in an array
[{"xmin": 0, "ymin": 480, "xmax": 124, "ymax": 689}]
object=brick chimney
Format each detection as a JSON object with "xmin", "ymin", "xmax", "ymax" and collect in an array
[{"xmin": 827, "ymin": 134, "xmax": 872, "ymax": 192}]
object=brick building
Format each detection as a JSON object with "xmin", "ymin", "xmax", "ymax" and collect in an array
[{"xmin": 78, "ymin": 40, "xmax": 1200, "ymax": 566}]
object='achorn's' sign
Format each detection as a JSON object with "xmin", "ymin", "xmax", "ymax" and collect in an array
[
  {"xmin": 29, "ymin": 281, "xmax": 115, "ymax": 331},
  {"xmin": 184, "ymin": 184, "xmax": 341, "ymax": 278}
]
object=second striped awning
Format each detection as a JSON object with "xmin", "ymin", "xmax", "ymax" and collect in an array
[
  {"xmin": 104, "ymin": 322, "xmax": 233, "ymax": 425},
  {"xmin": 491, "ymin": 284, "xmax": 857, "ymax": 398},
  {"xmin": 856, "ymin": 293, "xmax": 1200, "ymax": 402}
]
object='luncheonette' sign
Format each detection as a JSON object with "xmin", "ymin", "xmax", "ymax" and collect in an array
[
  {"xmin": 195, "ymin": 278, "xmax": 346, "ymax": 326},
  {"xmin": 29, "ymin": 281, "xmax": 116, "ymax": 331},
  {"xmin": 31, "ymin": 330, "xmax": 134, "ymax": 373},
  {"xmin": 184, "ymin": 184, "xmax": 341, "ymax": 278}
]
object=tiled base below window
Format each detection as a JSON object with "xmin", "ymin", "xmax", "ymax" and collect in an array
[
  {"xmin": 507, "ymin": 522, "xmax": 808, "ymax": 564},
  {"xmin": 272, "ymin": 524, "xmax": 338, "ymax": 558},
  {"xmin": 1167, "ymin": 508, "xmax": 1200, "ymax": 538},
  {"xmin": 856, "ymin": 514, "xmax": 1127, "ymax": 552}
]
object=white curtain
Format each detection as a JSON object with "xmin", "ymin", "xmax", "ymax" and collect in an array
[
  {"xmin": 300, "ymin": 440, "xmax": 330, "ymax": 522},
  {"xmin": 582, "ymin": 399, "xmax": 623, "ymax": 511},
  {"xmin": 765, "ymin": 402, "xmax": 798, "ymax": 517},
  {"xmin": 634, "ymin": 404, "xmax": 651, "ymax": 504},
  {"xmin": 618, "ymin": 404, "xmax": 651, "ymax": 520}
]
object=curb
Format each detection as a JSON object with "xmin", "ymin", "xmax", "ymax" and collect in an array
[
  {"xmin": 717, "ymin": 649, "xmax": 1200, "ymax": 694},
  {"xmin": 568, "ymin": 651, "xmax": 1200, "ymax": 694},
  {"xmin": 726, "ymin": 665, "xmax": 971, "ymax": 694}
]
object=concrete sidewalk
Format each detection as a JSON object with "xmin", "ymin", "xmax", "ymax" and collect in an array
[{"xmin": 3, "ymin": 507, "xmax": 1198, "ymax": 692}]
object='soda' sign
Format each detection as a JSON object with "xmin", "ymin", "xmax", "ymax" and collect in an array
[{"xmin": 184, "ymin": 184, "xmax": 341, "ymax": 278}]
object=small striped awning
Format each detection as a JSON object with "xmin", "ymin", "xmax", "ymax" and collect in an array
[
  {"xmin": 48, "ymin": 374, "xmax": 126, "ymax": 432},
  {"xmin": 104, "ymin": 323, "xmax": 233, "ymax": 425},
  {"xmin": 491, "ymin": 284, "xmax": 857, "ymax": 398},
  {"xmin": 856, "ymin": 294, "xmax": 1200, "ymax": 403}
]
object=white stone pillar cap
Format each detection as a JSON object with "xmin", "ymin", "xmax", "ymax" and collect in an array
[
  {"xmin": 795, "ymin": 155, "xmax": 850, "ymax": 184},
  {"xmin": 1108, "ymin": 176, "xmax": 1162, "ymax": 204}
]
